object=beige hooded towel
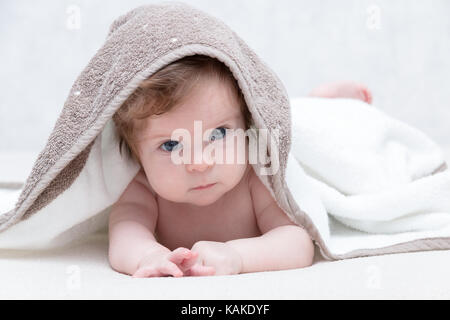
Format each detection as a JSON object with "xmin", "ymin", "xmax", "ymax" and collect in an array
[{"xmin": 1, "ymin": 1, "xmax": 450, "ymax": 260}]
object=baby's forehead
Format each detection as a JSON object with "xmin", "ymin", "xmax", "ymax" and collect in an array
[
  {"xmin": 148, "ymin": 99, "xmax": 241, "ymax": 125},
  {"xmin": 142, "ymin": 78, "xmax": 243, "ymax": 134},
  {"xmin": 147, "ymin": 107, "xmax": 241, "ymax": 129}
]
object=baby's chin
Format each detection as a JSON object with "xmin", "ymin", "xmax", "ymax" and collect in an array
[
  {"xmin": 185, "ymin": 183, "xmax": 225, "ymax": 207},
  {"xmin": 186, "ymin": 197, "xmax": 221, "ymax": 207}
]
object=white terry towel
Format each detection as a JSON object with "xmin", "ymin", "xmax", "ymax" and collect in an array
[{"xmin": 286, "ymin": 97, "xmax": 450, "ymax": 258}]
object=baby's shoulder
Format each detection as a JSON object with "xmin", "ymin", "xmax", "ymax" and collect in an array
[{"xmin": 246, "ymin": 165, "xmax": 273, "ymax": 200}]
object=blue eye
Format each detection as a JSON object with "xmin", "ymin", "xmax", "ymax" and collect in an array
[
  {"xmin": 159, "ymin": 127, "xmax": 227, "ymax": 153},
  {"xmin": 210, "ymin": 127, "xmax": 227, "ymax": 141},
  {"xmin": 160, "ymin": 141, "xmax": 182, "ymax": 152}
]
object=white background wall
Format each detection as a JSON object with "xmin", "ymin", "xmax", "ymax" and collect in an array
[{"xmin": 1, "ymin": 0, "xmax": 449, "ymax": 154}]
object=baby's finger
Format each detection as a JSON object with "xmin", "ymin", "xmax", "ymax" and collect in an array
[
  {"xmin": 160, "ymin": 261, "xmax": 184, "ymax": 278},
  {"xmin": 168, "ymin": 247, "xmax": 192, "ymax": 265},
  {"xmin": 185, "ymin": 264, "xmax": 215, "ymax": 277},
  {"xmin": 178, "ymin": 251, "xmax": 199, "ymax": 272}
]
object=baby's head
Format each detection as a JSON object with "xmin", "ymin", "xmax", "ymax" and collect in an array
[{"xmin": 113, "ymin": 55, "xmax": 253, "ymax": 206}]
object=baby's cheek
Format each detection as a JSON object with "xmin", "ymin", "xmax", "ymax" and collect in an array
[
  {"xmin": 147, "ymin": 160, "xmax": 187, "ymax": 200},
  {"xmin": 216, "ymin": 161, "xmax": 247, "ymax": 189}
]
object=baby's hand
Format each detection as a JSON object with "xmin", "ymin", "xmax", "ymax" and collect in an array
[
  {"xmin": 186, "ymin": 241, "xmax": 243, "ymax": 276},
  {"xmin": 132, "ymin": 247, "xmax": 214, "ymax": 278}
]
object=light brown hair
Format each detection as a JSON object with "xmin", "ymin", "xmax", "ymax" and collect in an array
[{"xmin": 112, "ymin": 54, "xmax": 253, "ymax": 166}]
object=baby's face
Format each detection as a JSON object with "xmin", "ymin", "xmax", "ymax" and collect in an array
[{"xmin": 136, "ymin": 78, "xmax": 249, "ymax": 207}]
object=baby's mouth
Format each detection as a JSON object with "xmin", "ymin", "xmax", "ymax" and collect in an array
[{"xmin": 191, "ymin": 183, "xmax": 216, "ymax": 190}]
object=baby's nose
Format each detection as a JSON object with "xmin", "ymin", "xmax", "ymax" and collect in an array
[
  {"xmin": 186, "ymin": 159, "xmax": 213, "ymax": 173},
  {"xmin": 185, "ymin": 141, "xmax": 215, "ymax": 172}
]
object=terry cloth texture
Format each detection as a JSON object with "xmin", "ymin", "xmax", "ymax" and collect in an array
[{"xmin": 1, "ymin": 1, "xmax": 450, "ymax": 260}]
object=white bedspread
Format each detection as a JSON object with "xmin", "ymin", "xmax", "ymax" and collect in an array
[{"xmin": 0, "ymin": 231, "xmax": 449, "ymax": 299}]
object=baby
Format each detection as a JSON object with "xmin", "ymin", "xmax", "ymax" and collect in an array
[{"xmin": 108, "ymin": 54, "xmax": 372, "ymax": 277}]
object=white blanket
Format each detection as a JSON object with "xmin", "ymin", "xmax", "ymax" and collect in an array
[
  {"xmin": 286, "ymin": 97, "xmax": 450, "ymax": 257},
  {"xmin": 1, "ymin": 97, "xmax": 450, "ymax": 260}
]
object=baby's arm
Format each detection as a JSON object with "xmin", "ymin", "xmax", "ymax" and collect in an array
[
  {"xmin": 108, "ymin": 171, "xmax": 171, "ymax": 276},
  {"xmin": 225, "ymin": 172, "xmax": 315, "ymax": 273},
  {"xmin": 225, "ymin": 225, "xmax": 313, "ymax": 274}
]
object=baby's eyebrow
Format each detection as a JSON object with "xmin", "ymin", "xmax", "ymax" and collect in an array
[{"xmin": 208, "ymin": 112, "xmax": 241, "ymax": 128}]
